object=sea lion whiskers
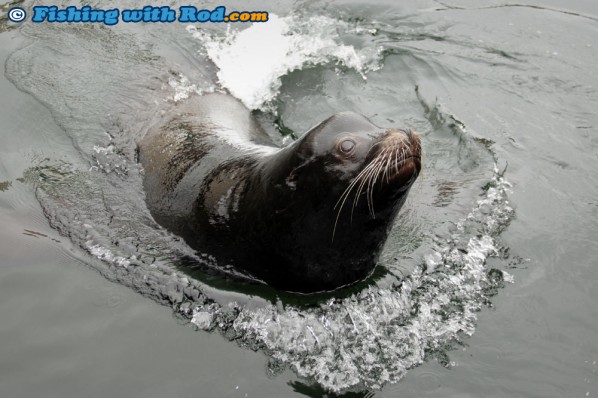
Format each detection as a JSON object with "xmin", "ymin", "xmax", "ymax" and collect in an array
[
  {"xmin": 366, "ymin": 149, "xmax": 389, "ymax": 217},
  {"xmin": 332, "ymin": 144, "xmax": 404, "ymax": 240},
  {"xmin": 355, "ymin": 146, "xmax": 392, "ymax": 217},
  {"xmin": 358, "ymin": 138, "xmax": 415, "ymax": 219},
  {"xmin": 336, "ymin": 145, "xmax": 390, "ymax": 211},
  {"xmin": 334, "ymin": 159, "xmax": 378, "ymax": 214},
  {"xmin": 382, "ymin": 147, "xmax": 392, "ymax": 184},
  {"xmin": 332, "ymin": 160, "xmax": 380, "ymax": 240}
]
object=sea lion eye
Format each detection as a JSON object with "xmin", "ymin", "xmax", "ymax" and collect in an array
[{"xmin": 339, "ymin": 139, "xmax": 356, "ymax": 154}]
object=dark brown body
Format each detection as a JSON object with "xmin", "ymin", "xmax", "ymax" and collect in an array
[{"xmin": 139, "ymin": 93, "xmax": 421, "ymax": 293}]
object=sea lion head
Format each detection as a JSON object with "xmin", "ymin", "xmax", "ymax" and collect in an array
[
  {"xmin": 286, "ymin": 112, "xmax": 421, "ymax": 219},
  {"xmin": 257, "ymin": 112, "xmax": 422, "ymax": 292}
]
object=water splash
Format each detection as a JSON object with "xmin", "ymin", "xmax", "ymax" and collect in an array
[
  {"xmin": 168, "ymin": 72, "xmax": 213, "ymax": 102},
  {"xmin": 188, "ymin": 14, "xmax": 383, "ymax": 110}
]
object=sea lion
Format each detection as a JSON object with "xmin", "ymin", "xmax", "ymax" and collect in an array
[{"xmin": 138, "ymin": 93, "xmax": 421, "ymax": 293}]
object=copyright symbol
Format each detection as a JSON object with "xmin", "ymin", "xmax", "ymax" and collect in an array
[{"xmin": 8, "ymin": 7, "xmax": 27, "ymax": 23}]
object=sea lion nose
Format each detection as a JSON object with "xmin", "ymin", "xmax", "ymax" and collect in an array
[{"xmin": 404, "ymin": 129, "xmax": 422, "ymax": 151}]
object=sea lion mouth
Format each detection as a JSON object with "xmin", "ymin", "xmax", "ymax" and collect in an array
[
  {"xmin": 368, "ymin": 129, "xmax": 421, "ymax": 188},
  {"xmin": 384, "ymin": 155, "xmax": 421, "ymax": 187}
]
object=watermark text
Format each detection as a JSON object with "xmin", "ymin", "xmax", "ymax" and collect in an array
[{"xmin": 8, "ymin": 5, "xmax": 269, "ymax": 25}]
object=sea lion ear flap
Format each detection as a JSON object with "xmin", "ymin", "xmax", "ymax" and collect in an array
[{"xmin": 285, "ymin": 160, "xmax": 310, "ymax": 190}]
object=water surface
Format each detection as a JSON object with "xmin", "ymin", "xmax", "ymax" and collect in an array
[{"xmin": 1, "ymin": 0, "xmax": 597, "ymax": 396}]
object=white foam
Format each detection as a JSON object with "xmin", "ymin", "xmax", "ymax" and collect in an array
[
  {"xmin": 87, "ymin": 243, "xmax": 130, "ymax": 268},
  {"xmin": 168, "ymin": 73, "xmax": 209, "ymax": 102},
  {"xmin": 187, "ymin": 14, "xmax": 382, "ymax": 110}
]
